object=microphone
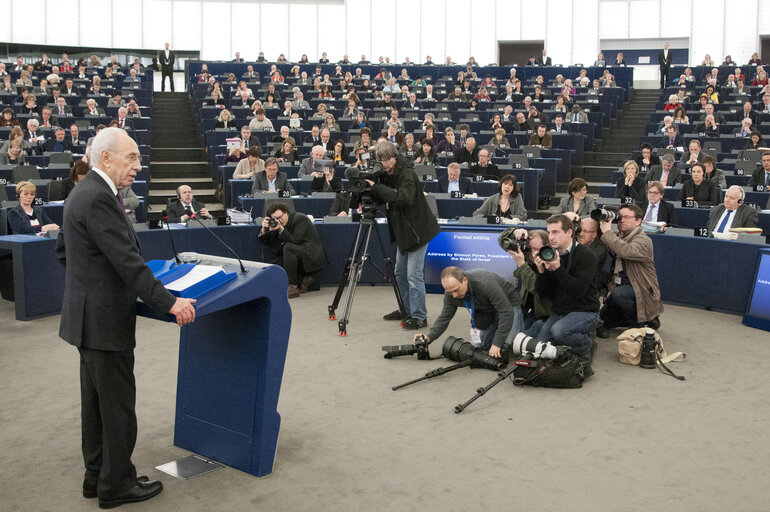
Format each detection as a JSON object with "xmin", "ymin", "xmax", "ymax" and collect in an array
[
  {"xmin": 162, "ymin": 215, "xmax": 182, "ymax": 264},
  {"xmin": 188, "ymin": 212, "xmax": 248, "ymax": 274}
]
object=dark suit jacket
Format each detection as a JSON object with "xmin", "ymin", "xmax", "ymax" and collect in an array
[
  {"xmin": 638, "ymin": 200, "xmax": 676, "ymax": 225},
  {"xmin": 56, "ymin": 171, "xmax": 176, "ymax": 350},
  {"xmin": 658, "ymin": 50, "xmax": 673, "ymax": 69},
  {"xmin": 44, "ymin": 138, "xmax": 74, "ymax": 153},
  {"xmin": 707, "ymin": 203, "xmax": 759, "ymax": 232},
  {"xmin": 53, "ymin": 106, "xmax": 73, "ymax": 116},
  {"xmin": 258, "ymin": 212, "xmax": 325, "ymax": 271},
  {"xmin": 159, "ymin": 50, "xmax": 175, "ymax": 70},
  {"xmin": 536, "ymin": 56, "xmax": 552, "ymax": 67},
  {"xmin": 7, "ymin": 205, "xmax": 54, "ymax": 234},
  {"xmin": 82, "ymin": 107, "xmax": 105, "ymax": 116},
  {"xmin": 645, "ymin": 165, "xmax": 682, "ymax": 187},
  {"xmin": 164, "ymin": 198, "xmax": 208, "ymax": 223},
  {"xmin": 455, "ymin": 147, "xmax": 479, "ymax": 165},
  {"xmin": 749, "ymin": 167, "xmax": 769, "ymax": 188},
  {"xmin": 437, "ymin": 176, "xmax": 473, "ymax": 194},
  {"xmin": 252, "ymin": 171, "xmax": 295, "ymax": 195},
  {"xmin": 615, "ymin": 177, "xmax": 646, "ymax": 202}
]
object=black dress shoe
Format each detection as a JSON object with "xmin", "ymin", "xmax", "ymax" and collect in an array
[
  {"xmin": 84, "ymin": 476, "xmax": 150, "ymax": 499},
  {"xmin": 98, "ymin": 480, "xmax": 162, "ymax": 509},
  {"xmin": 646, "ymin": 317, "xmax": 661, "ymax": 330}
]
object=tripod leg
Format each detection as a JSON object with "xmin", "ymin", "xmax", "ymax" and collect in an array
[
  {"xmin": 454, "ymin": 365, "xmax": 516, "ymax": 414},
  {"xmin": 329, "ymin": 221, "xmax": 366, "ymax": 321},
  {"xmin": 372, "ymin": 222, "xmax": 408, "ymax": 323},
  {"xmin": 337, "ymin": 222, "xmax": 375, "ymax": 335}
]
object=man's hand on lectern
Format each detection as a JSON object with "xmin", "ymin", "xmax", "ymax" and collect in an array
[{"xmin": 170, "ymin": 298, "xmax": 197, "ymax": 326}]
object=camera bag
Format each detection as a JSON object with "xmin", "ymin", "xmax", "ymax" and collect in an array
[
  {"xmin": 616, "ymin": 328, "xmax": 684, "ymax": 365},
  {"xmin": 510, "ymin": 351, "xmax": 588, "ymax": 388}
]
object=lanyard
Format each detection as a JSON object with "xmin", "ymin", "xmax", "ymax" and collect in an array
[{"xmin": 463, "ymin": 295, "xmax": 475, "ymax": 329}]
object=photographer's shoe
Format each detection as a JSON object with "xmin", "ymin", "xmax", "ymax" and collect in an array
[
  {"xmin": 646, "ymin": 317, "xmax": 661, "ymax": 330},
  {"xmin": 595, "ymin": 323, "xmax": 609, "ymax": 339},
  {"xmin": 383, "ymin": 310, "xmax": 403, "ymax": 321},
  {"xmin": 402, "ymin": 318, "xmax": 427, "ymax": 330},
  {"xmin": 287, "ymin": 285, "xmax": 301, "ymax": 299}
]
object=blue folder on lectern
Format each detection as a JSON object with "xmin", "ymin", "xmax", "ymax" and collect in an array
[
  {"xmin": 148, "ymin": 260, "xmax": 237, "ymax": 298},
  {"xmin": 139, "ymin": 252, "xmax": 292, "ymax": 477}
]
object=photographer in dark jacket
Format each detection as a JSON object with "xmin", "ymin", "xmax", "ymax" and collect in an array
[{"xmin": 368, "ymin": 140, "xmax": 440, "ymax": 329}]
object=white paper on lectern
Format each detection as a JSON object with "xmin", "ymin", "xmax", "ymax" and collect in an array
[{"xmin": 165, "ymin": 265, "xmax": 222, "ymax": 292}]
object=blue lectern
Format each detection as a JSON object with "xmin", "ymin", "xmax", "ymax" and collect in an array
[{"xmin": 138, "ymin": 252, "xmax": 291, "ymax": 477}]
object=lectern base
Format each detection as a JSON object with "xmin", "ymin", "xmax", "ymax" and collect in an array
[{"xmin": 156, "ymin": 455, "xmax": 225, "ymax": 480}]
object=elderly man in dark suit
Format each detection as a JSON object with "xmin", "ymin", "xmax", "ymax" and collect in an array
[
  {"xmin": 165, "ymin": 184, "xmax": 212, "ymax": 223},
  {"xmin": 637, "ymin": 181, "xmax": 676, "ymax": 225},
  {"xmin": 438, "ymin": 162, "xmax": 473, "ymax": 194},
  {"xmin": 253, "ymin": 157, "xmax": 296, "ymax": 195},
  {"xmin": 645, "ymin": 154, "xmax": 681, "ymax": 186},
  {"xmin": 56, "ymin": 127, "xmax": 196, "ymax": 508},
  {"xmin": 707, "ymin": 185, "xmax": 759, "ymax": 234}
]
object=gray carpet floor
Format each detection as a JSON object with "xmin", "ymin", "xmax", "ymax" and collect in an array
[{"xmin": 1, "ymin": 287, "xmax": 769, "ymax": 512}]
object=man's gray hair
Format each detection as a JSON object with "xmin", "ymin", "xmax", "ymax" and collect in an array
[
  {"xmin": 374, "ymin": 139, "xmax": 399, "ymax": 160},
  {"xmin": 90, "ymin": 127, "xmax": 128, "ymax": 166},
  {"xmin": 661, "ymin": 153, "xmax": 675, "ymax": 164}
]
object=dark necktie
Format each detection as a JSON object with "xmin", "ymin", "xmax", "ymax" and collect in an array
[{"xmin": 116, "ymin": 192, "xmax": 125, "ymax": 210}]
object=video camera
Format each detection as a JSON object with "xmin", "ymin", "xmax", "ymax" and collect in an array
[
  {"xmin": 382, "ymin": 335, "xmax": 431, "ymax": 360},
  {"xmin": 344, "ymin": 164, "xmax": 383, "ymax": 194}
]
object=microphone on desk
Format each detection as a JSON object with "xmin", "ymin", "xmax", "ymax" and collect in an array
[
  {"xmin": 188, "ymin": 212, "xmax": 248, "ymax": 274},
  {"xmin": 162, "ymin": 215, "xmax": 182, "ymax": 264}
]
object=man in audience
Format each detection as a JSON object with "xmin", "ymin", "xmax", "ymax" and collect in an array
[
  {"xmin": 741, "ymin": 100, "xmax": 759, "ymax": 127},
  {"xmin": 317, "ymin": 128, "xmax": 333, "ymax": 152},
  {"xmin": 282, "ymin": 101, "xmax": 294, "ymax": 118},
  {"xmin": 469, "ymin": 148, "xmax": 499, "ymax": 178},
  {"xmin": 700, "ymin": 104, "xmax": 726, "ymax": 125},
  {"xmin": 515, "ymin": 112, "xmax": 535, "ymax": 133},
  {"xmin": 402, "ymin": 92, "xmax": 422, "ymax": 111},
  {"xmin": 291, "ymin": 92, "xmax": 309, "ymax": 110},
  {"xmin": 645, "ymin": 153, "xmax": 680, "ymax": 186},
  {"xmin": 732, "ymin": 118, "xmax": 753, "ymax": 138},
  {"xmin": 694, "ymin": 114, "xmax": 720, "ymax": 137},
  {"xmin": 68, "ymin": 124, "xmax": 85, "ymax": 149},
  {"xmin": 748, "ymin": 152, "xmax": 770, "ymax": 189},
  {"xmin": 305, "ymin": 125, "xmax": 321, "ymax": 145},
  {"xmin": 413, "ymin": 266, "xmax": 521, "ymax": 358},
  {"xmin": 55, "ymin": 98, "xmax": 73, "ymax": 121},
  {"xmin": 447, "ymin": 86, "xmax": 468, "ymax": 102},
  {"xmin": 249, "ymin": 108, "xmax": 274, "ymax": 132},
  {"xmin": 26, "ymin": 119, "xmax": 44, "ymax": 153},
  {"xmin": 637, "ymin": 181, "xmax": 676, "ymax": 225},
  {"xmin": 44, "ymin": 127, "xmax": 74, "ymax": 153},
  {"xmin": 126, "ymin": 100, "xmax": 142, "ymax": 118},
  {"xmin": 550, "ymin": 114, "xmax": 571, "ymax": 134},
  {"xmin": 567, "ymin": 104, "xmax": 588, "ymax": 124},
  {"xmin": 239, "ymin": 125, "xmax": 261, "ymax": 149},
  {"xmin": 438, "ymin": 162, "xmax": 473, "ymax": 194},
  {"xmin": 253, "ymin": 157, "xmax": 295, "ymax": 195},
  {"xmin": 377, "ymin": 91, "xmax": 395, "ymax": 109},
  {"xmin": 159, "ymin": 42, "xmax": 175, "ymax": 92},
  {"xmin": 259, "ymin": 200, "xmax": 325, "ymax": 298},
  {"xmin": 165, "ymin": 185, "xmax": 212, "ymax": 223},
  {"xmin": 59, "ymin": 78, "xmax": 76, "ymax": 96},
  {"xmin": 455, "ymin": 137, "xmax": 479, "ymax": 165},
  {"xmin": 663, "ymin": 125, "xmax": 682, "ymax": 149},
  {"xmin": 115, "ymin": 107, "xmax": 133, "ymax": 130},
  {"xmin": 707, "ymin": 185, "xmax": 759, "ymax": 233},
  {"xmin": 299, "ymin": 145, "xmax": 328, "ymax": 178},
  {"xmin": 532, "ymin": 214, "xmax": 599, "ymax": 360},
  {"xmin": 598, "ymin": 203, "xmax": 664, "ymax": 332},
  {"xmin": 680, "ymin": 140, "xmax": 704, "ymax": 165}
]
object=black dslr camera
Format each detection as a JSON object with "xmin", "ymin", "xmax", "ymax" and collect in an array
[
  {"xmin": 498, "ymin": 232, "xmax": 530, "ymax": 253},
  {"xmin": 267, "ymin": 217, "xmax": 278, "ymax": 228},
  {"xmin": 382, "ymin": 334, "xmax": 431, "ymax": 360}
]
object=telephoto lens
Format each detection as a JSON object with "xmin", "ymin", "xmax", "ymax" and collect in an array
[
  {"xmin": 590, "ymin": 207, "xmax": 618, "ymax": 223},
  {"xmin": 442, "ymin": 336, "xmax": 476, "ymax": 362},
  {"xmin": 469, "ymin": 350, "xmax": 507, "ymax": 371},
  {"xmin": 640, "ymin": 329, "xmax": 657, "ymax": 369},
  {"xmin": 381, "ymin": 344, "xmax": 418, "ymax": 358},
  {"xmin": 511, "ymin": 333, "xmax": 558, "ymax": 359},
  {"xmin": 539, "ymin": 245, "xmax": 556, "ymax": 262}
]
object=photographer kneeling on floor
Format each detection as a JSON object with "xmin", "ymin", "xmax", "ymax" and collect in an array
[
  {"xmin": 506, "ymin": 229, "xmax": 554, "ymax": 332},
  {"xmin": 413, "ymin": 266, "xmax": 521, "ymax": 358},
  {"xmin": 597, "ymin": 203, "xmax": 663, "ymax": 332}
]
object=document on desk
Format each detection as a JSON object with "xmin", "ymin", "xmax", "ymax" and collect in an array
[{"xmin": 165, "ymin": 265, "xmax": 223, "ymax": 292}]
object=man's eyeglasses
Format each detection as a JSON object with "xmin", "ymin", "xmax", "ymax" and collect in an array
[{"xmin": 619, "ymin": 214, "xmax": 637, "ymax": 220}]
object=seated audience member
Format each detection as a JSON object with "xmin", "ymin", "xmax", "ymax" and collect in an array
[
  {"xmin": 233, "ymin": 146, "xmax": 266, "ymax": 179},
  {"xmin": 249, "ymin": 108, "xmax": 274, "ymax": 132},
  {"xmin": 61, "ymin": 160, "xmax": 90, "ymax": 199},
  {"xmin": 549, "ymin": 114, "xmax": 571, "ymax": 134},
  {"xmin": 679, "ymin": 163, "xmax": 720, "ymax": 207},
  {"xmin": 259, "ymin": 201, "xmax": 325, "ymax": 298},
  {"xmin": 330, "ymin": 140, "xmax": 347, "ymax": 167},
  {"xmin": 527, "ymin": 124, "xmax": 552, "ymax": 149},
  {"xmin": 637, "ymin": 181, "xmax": 676, "ymax": 225},
  {"xmin": 615, "ymin": 161, "xmax": 646, "ymax": 203},
  {"xmin": 469, "ymin": 148, "xmax": 499, "ymax": 179},
  {"xmin": 438, "ymin": 162, "xmax": 473, "ymax": 194},
  {"xmin": 82, "ymin": 98, "xmax": 104, "ymax": 117},
  {"xmin": 557, "ymin": 177, "xmax": 596, "ymax": 217},
  {"xmin": 680, "ymin": 140, "xmax": 705, "ymax": 165},
  {"xmin": 215, "ymin": 109, "xmax": 235, "ymax": 129},
  {"xmin": 473, "ymin": 174, "xmax": 527, "ymax": 220},
  {"xmin": 44, "ymin": 127, "xmax": 74, "ymax": 153},
  {"xmin": 634, "ymin": 143, "xmax": 661, "ymax": 176},
  {"xmin": 414, "ymin": 139, "xmax": 437, "ymax": 165},
  {"xmin": 566, "ymin": 104, "xmax": 588, "ymax": 123},
  {"xmin": 645, "ymin": 153, "xmax": 681, "ymax": 186},
  {"xmin": 455, "ymin": 137, "xmax": 479, "ymax": 165},
  {"xmin": 0, "ymin": 140, "xmax": 26, "ymax": 165},
  {"xmin": 412, "ymin": 266, "xmax": 522, "ymax": 358},
  {"xmin": 598, "ymin": 203, "xmax": 664, "ymax": 332},
  {"xmin": 401, "ymin": 133, "xmax": 419, "ymax": 161},
  {"xmin": 702, "ymin": 155, "xmax": 727, "ymax": 190},
  {"xmin": 274, "ymin": 138, "xmax": 299, "ymax": 164},
  {"xmin": 663, "ymin": 125, "xmax": 682, "ymax": 148},
  {"xmin": 165, "ymin": 185, "xmax": 212, "ymax": 223},
  {"xmin": 435, "ymin": 128, "xmax": 461, "ymax": 156},
  {"xmin": 700, "ymin": 104, "xmax": 726, "ymax": 125},
  {"xmin": 748, "ymin": 152, "xmax": 770, "ymax": 189},
  {"xmin": 253, "ymin": 158, "xmax": 295, "ymax": 195},
  {"xmin": 7, "ymin": 181, "xmax": 59, "ymax": 234},
  {"xmin": 707, "ymin": 185, "xmax": 759, "ymax": 234},
  {"xmin": 490, "ymin": 128, "xmax": 511, "ymax": 148},
  {"xmin": 743, "ymin": 130, "xmax": 765, "ymax": 151},
  {"xmin": 299, "ymin": 145, "xmax": 328, "ymax": 178},
  {"xmin": 310, "ymin": 161, "xmax": 342, "ymax": 193}
]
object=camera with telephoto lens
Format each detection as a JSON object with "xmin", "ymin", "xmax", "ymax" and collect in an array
[
  {"xmin": 590, "ymin": 206, "xmax": 620, "ymax": 223},
  {"xmin": 382, "ymin": 334, "xmax": 430, "ymax": 360},
  {"xmin": 538, "ymin": 245, "xmax": 557, "ymax": 262},
  {"xmin": 442, "ymin": 336, "xmax": 508, "ymax": 371},
  {"xmin": 267, "ymin": 217, "xmax": 278, "ymax": 228},
  {"xmin": 345, "ymin": 165, "xmax": 383, "ymax": 194},
  {"xmin": 640, "ymin": 328, "xmax": 657, "ymax": 369},
  {"xmin": 512, "ymin": 333, "xmax": 559, "ymax": 360},
  {"xmin": 499, "ymin": 232, "xmax": 530, "ymax": 253}
]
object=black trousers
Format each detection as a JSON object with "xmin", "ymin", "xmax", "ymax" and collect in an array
[
  {"xmin": 78, "ymin": 347, "xmax": 138, "ymax": 498},
  {"xmin": 659, "ymin": 66, "xmax": 669, "ymax": 88},
  {"xmin": 283, "ymin": 242, "xmax": 317, "ymax": 286},
  {"xmin": 161, "ymin": 67, "xmax": 174, "ymax": 91}
]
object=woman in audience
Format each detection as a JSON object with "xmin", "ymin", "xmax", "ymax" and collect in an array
[
  {"xmin": 62, "ymin": 160, "xmax": 90, "ymax": 198},
  {"xmin": 324, "ymin": 113, "xmax": 341, "ymax": 132},
  {"xmin": 103, "ymin": 67, "xmax": 114, "ymax": 80},
  {"xmin": 489, "ymin": 113, "xmax": 504, "ymax": 130},
  {"xmin": 490, "ymin": 128, "xmax": 510, "ymax": 148},
  {"xmin": 473, "ymin": 174, "xmax": 527, "ymax": 220},
  {"xmin": 532, "ymin": 85, "xmax": 547, "ymax": 101},
  {"xmin": 705, "ymin": 85, "xmax": 719, "ymax": 103},
  {"xmin": 748, "ymin": 52, "xmax": 762, "ymax": 66},
  {"xmin": 421, "ymin": 112, "xmax": 435, "ymax": 128},
  {"xmin": 702, "ymin": 155, "xmax": 727, "ymax": 190},
  {"xmin": 250, "ymin": 100, "xmax": 264, "ymax": 115},
  {"xmin": 344, "ymin": 71, "xmax": 353, "ymax": 85},
  {"xmin": 354, "ymin": 128, "xmax": 374, "ymax": 154},
  {"xmin": 615, "ymin": 161, "xmax": 646, "ymax": 202},
  {"xmin": 299, "ymin": 54, "xmax": 309, "ymax": 64},
  {"xmin": 271, "ymin": 69, "xmax": 284, "ymax": 83},
  {"xmin": 16, "ymin": 70, "xmax": 33, "ymax": 87},
  {"xmin": 236, "ymin": 81, "xmax": 254, "ymax": 99},
  {"xmin": 553, "ymin": 95, "xmax": 568, "ymax": 113},
  {"xmin": 399, "ymin": 69, "xmax": 410, "ymax": 81},
  {"xmin": 419, "ymin": 125, "xmax": 438, "ymax": 147},
  {"xmin": 274, "ymin": 138, "xmax": 298, "ymax": 164},
  {"xmin": 672, "ymin": 106, "xmax": 689, "ymax": 124},
  {"xmin": 224, "ymin": 141, "xmax": 248, "ymax": 164},
  {"xmin": 215, "ymin": 109, "xmax": 235, "ymax": 129},
  {"xmin": 752, "ymin": 68, "xmax": 768, "ymax": 86},
  {"xmin": 435, "ymin": 127, "xmax": 461, "ymax": 155},
  {"xmin": 342, "ymin": 87, "xmax": 358, "ymax": 101},
  {"xmin": 722, "ymin": 55, "xmax": 734, "ymax": 66},
  {"xmin": 561, "ymin": 79, "xmax": 576, "ymax": 96},
  {"xmin": 0, "ymin": 140, "xmax": 26, "ymax": 165},
  {"xmin": 0, "ymin": 107, "xmax": 20, "ymax": 127},
  {"xmin": 331, "ymin": 140, "xmax": 348, "ymax": 166},
  {"xmin": 263, "ymin": 93, "xmax": 278, "ymax": 109},
  {"xmin": 402, "ymin": 134, "xmax": 419, "ymax": 161},
  {"xmin": 360, "ymin": 79, "xmax": 372, "ymax": 91},
  {"xmin": 225, "ymin": 73, "xmax": 237, "ymax": 83},
  {"xmin": 311, "ymin": 162, "xmax": 342, "ymax": 193},
  {"xmin": 21, "ymin": 94, "xmax": 40, "ymax": 116},
  {"xmin": 615, "ymin": 52, "xmax": 627, "ymax": 66},
  {"xmin": 701, "ymin": 54, "xmax": 714, "ymax": 66},
  {"xmin": 682, "ymin": 67, "xmax": 695, "ymax": 84},
  {"xmin": 318, "ymin": 84, "xmax": 333, "ymax": 99},
  {"xmin": 663, "ymin": 94, "xmax": 679, "ymax": 111},
  {"xmin": 1, "ymin": 127, "xmax": 32, "ymax": 155},
  {"xmin": 634, "ymin": 143, "xmax": 661, "ymax": 175},
  {"xmin": 312, "ymin": 103, "xmax": 329, "ymax": 120},
  {"xmin": 353, "ymin": 111, "xmax": 370, "ymax": 130},
  {"xmin": 207, "ymin": 80, "xmax": 222, "ymax": 96},
  {"xmin": 7, "ymin": 181, "xmax": 58, "ymax": 235},
  {"xmin": 456, "ymin": 71, "xmax": 466, "ymax": 86},
  {"xmin": 290, "ymin": 66, "xmax": 300, "ymax": 78},
  {"xmin": 557, "ymin": 177, "xmax": 596, "ymax": 217},
  {"xmin": 599, "ymin": 70, "xmax": 616, "ymax": 87},
  {"xmin": 414, "ymin": 139, "xmax": 437, "ymax": 166},
  {"xmin": 474, "ymin": 87, "xmax": 491, "ymax": 102},
  {"xmin": 744, "ymin": 130, "xmax": 765, "ymax": 151},
  {"xmin": 233, "ymin": 146, "xmax": 265, "ymax": 179},
  {"xmin": 680, "ymin": 163, "xmax": 720, "ymax": 207}
]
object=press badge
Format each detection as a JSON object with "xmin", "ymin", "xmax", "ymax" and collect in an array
[{"xmin": 469, "ymin": 328, "xmax": 482, "ymax": 347}]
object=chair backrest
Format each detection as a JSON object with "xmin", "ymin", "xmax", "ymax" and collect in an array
[
  {"xmin": 262, "ymin": 197, "xmax": 296, "ymax": 216},
  {"xmin": 0, "ymin": 207, "xmax": 8, "ymax": 236},
  {"xmin": 646, "ymin": 164, "xmax": 662, "ymax": 181},
  {"xmin": 13, "ymin": 165, "xmax": 40, "ymax": 183},
  {"xmin": 703, "ymin": 140, "xmax": 721, "ymax": 153},
  {"xmin": 48, "ymin": 152, "xmax": 73, "ymax": 164},
  {"xmin": 0, "ymin": 185, "xmax": 7, "ymax": 203},
  {"xmin": 424, "ymin": 194, "xmax": 439, "ymax": 218},
  {"xmin": 507, "ymin": 154, "xmax": 530, "ymax": 169},
  {"xmin": 414, "ymin": 164, "xmax": 436, "ymax": 181},
  {"xmin": 48, "ymin": 179, "xmax": 69, "ymax": 201},
  {"xmin": 734, "ymin": 160, "xmax": 758, "ymax": 173},
  {"xmin": 740, "ymin": 150, "xmax": 763, "ymax": 164},
  {"xmin": 520, "ymin": 146, "xmax": 541, "ymax": 158},
  {"xmin": 655, "ymin": 148, "xmax": 676, "ymax": 158}
]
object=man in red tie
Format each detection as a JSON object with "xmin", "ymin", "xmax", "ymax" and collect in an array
[{"xmin": 116, "ymin": 107, "xmax": 133, "ymax": 131}]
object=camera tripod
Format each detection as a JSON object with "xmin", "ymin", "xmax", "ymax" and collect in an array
[{"xmin": 328, "ymin": 201, "xmax": 406, "ymax": 336}]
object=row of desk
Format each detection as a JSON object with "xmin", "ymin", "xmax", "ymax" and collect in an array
[{"xmin": 1, "ymin": 219, "xmax": 765, "ymax": 321}]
